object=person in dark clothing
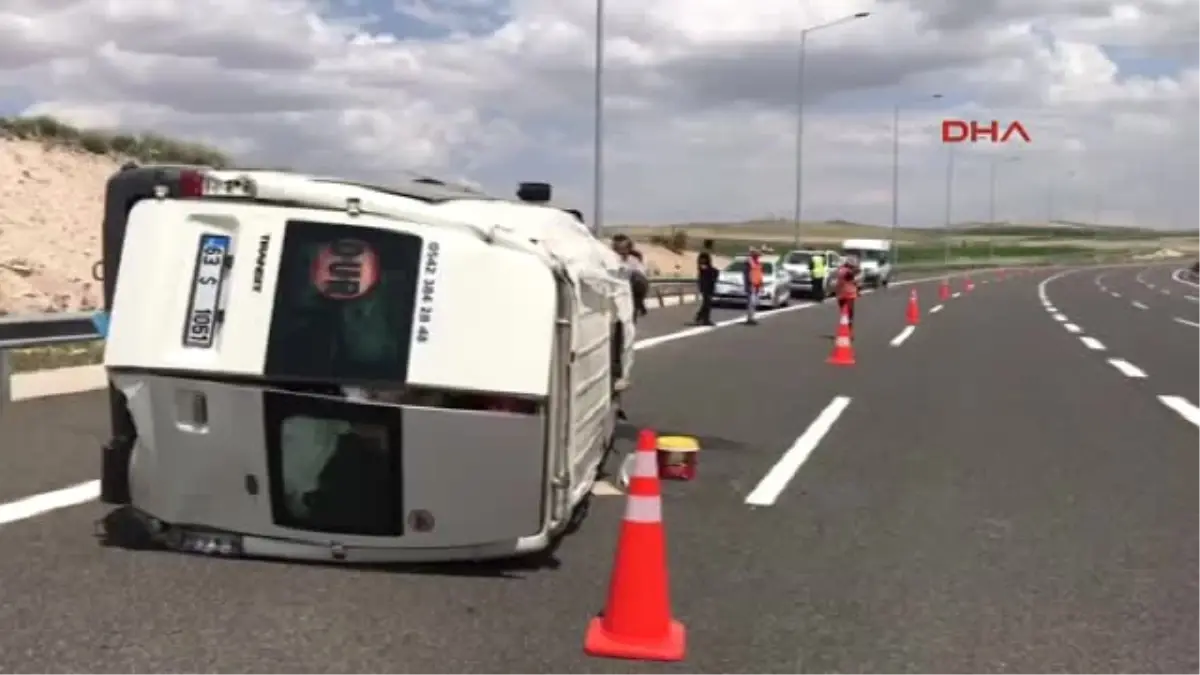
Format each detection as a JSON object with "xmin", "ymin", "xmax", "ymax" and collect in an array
[
  {"xmin": 694, "ymin": 239, "xmax": 717, "ymax": 325},
  {"xmin": 629, "ymin": 249, "xmax": 649, "ymax": 317}
]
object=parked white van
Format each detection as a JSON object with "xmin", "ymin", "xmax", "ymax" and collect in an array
[{"xmin": 841, "ymin": 238, "xmax": 894, "ymax": 288}]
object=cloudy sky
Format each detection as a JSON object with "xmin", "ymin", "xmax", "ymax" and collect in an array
[{"xmin": 0, "ymin": 0, "xmax": 1196, "ymax": 230}]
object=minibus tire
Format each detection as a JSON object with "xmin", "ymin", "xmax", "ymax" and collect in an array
[{"xmin": 99, "ymin": 438, "xmax": 133, "ymax": 505}]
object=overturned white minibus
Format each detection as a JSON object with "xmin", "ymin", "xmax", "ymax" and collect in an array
[{"xmin": 97, "ymin": 166, "xmax": 637, "ymax": 563}]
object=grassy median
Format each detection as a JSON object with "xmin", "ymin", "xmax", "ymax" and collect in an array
[{"xmin": 9, "ymin": 341, "xmax": 107, "ymax": 374}]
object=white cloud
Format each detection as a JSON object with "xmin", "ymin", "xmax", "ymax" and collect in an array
[{"xmin": 2, "ymin": 0, "xmax": 1197, "ymax": 229}]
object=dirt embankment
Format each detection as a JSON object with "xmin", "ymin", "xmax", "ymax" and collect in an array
[
  {"xmin": 633, "ymin": 245, "xmax": 731, "ymax": 278},
  {"xmin": 0, "ymin": 138, "xmax": 116, "ymax": 314}
]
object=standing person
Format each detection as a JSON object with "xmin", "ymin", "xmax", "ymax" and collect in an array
[
  {"xmin": 810, "ymin": 251, "xmax": 827, "ymax": 301},
  {"xmin": 693, "ymin": 239, "xmax": 717, "ymax": 326},
  {"xmin": 629, "ymin": 248, "xmax": 649, "ymax": 318},
  {"xmin": 834, "ymin": 256, "xmax": 860, "ymax": 332},
  {"xmin": 611, "ymin": 235, "xmax": 648, "ymax": 322},
  {"xmin": 743, "ymin": 247, "xmax": 765, "ymax": 326}
]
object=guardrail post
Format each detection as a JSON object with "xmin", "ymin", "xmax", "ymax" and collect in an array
[{"xmin": 1, "ymin": 349, "xmax": 12, "ymax": 412}]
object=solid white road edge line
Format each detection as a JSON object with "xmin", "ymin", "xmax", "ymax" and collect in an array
[
  {"xmin": 0, "ymin": 480, "xmax": 100, "ymax": 526},
  {"xmin": 632, "ymin": 271, "xmax": 956, "ymax": 352},
  {"xmin": 633, "ymin": 301, "xmax": 814, "ymax": 350},
  {"xmin": 745, "ymin": 396, "xmax": 852, "ymax": 507},
  {"xmin": 889, "ymin": 326, "xmax": 916, "ymax": 347},
  {"xmin": 1079, "ymin": 336, "xmax": 1106, "ymax": 350},
  {"xmin": 1170, "ymin": 268, "xmax": 1200, "ymax": 289},
  {"xmin": 1158, "ymin": 395, "xmax": 1200, "ymax": 428},
  {"xmin": 1107, "ymin": 358, "xmax": 1147, "ymax": 378}
]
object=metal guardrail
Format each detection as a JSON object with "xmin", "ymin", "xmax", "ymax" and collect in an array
[
  {"xmin": 0, "ymin": 312, "xmax": 103, "ymax": 350},
  {"xmin": 0, "ymin": 311, "xmax": 106, "ymax": 405}
]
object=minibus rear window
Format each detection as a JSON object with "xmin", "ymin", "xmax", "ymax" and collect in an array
[
  {"xmin": 264, "ymin": 220, "xmax": 423, "ymax": 385},
  {"xmin": 263, "ymin": 390, "xmax": 405, "ymax": 536}
]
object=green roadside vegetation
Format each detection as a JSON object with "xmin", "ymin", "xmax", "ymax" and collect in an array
[
  {"xmin": 8, "ymin": 342, "xmax": 106, "ymax": 373},
  {"xmin": 1, "ymin": 115, "xmax": 232, "ymax": 167},
  {"xmin": 689, "ymin": 237, "xmax": 1105, "ymax": 262}
]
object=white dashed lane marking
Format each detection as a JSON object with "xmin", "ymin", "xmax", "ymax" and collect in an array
[
  {"xmin": 889, "ymin": 326, "xmax": 915, "ymax": 347},
  {"xmin": 1108, "ymin": 358, "xmax": 1148, "ymax": 378},
  {"xmin": 1132, "ymin": 301, "xmax": 1148, "ymax": 310},
  {"xmin": 1079, "ymin": 336, "xmax": 1106, "ymax": 350},
  {"xmin": 1158, "ymin": 395, "xmax": 1200, "ymax": 428},
  {"xmin": 1063, "ymin": 323, "xmax": 1082, "ymax": 333}
]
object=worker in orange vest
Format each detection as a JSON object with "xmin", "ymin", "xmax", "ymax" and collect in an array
[
  {"xmin": 743, "ymin": 247, "xmax": 765, "ymax": 325},
  {"xmin": 834, "ymin": 256, "xmax": 860, "ymax": 331}
]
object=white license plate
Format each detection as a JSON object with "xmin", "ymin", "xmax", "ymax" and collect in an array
[{"xmin": 182, "ymin": 234, "xmax": 230, "ymax": 348}]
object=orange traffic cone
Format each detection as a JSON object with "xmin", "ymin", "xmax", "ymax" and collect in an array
[
  {"xmin": 906, "ymin": 289, "xmax": 920, "ymax": 326},
  {"xmin": 584, "ymin": 429, "xmax": 686, "ymax": 662},
  {"xmin": 997, "ymin": 268, "xmax": 1005, "ymax": 280},
  {"xmin": 964, "ymin": 274, "xmax": 974, "ymax": 292},
  {"xmin": 938, "ymin": 278, "xmax": 951, "ymax": 301},
  {"xmin": 827, "ymin": 305, "xmax": 856, "ymax": 366}
]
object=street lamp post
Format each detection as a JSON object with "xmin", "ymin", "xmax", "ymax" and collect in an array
[
  {"xmin": 890, "ymin": 93, "xmax": 942, "ymax": 265},
  {"xmin": 791, "ymin": 10, "xmax": 871, "ymax": 247},
  {"xmin": 592, "ymin": 0, "xmax": 609, "ymax": 236},
  {"xmin": 591, "ymin": 0, "xmax": 605, "ymax": 236},
  {"xmin": 942, "ymin": 144, "xmax": 955, "ymax": 267}
]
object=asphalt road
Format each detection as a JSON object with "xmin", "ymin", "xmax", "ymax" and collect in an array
[{"xmin": 0, "ymin": 265, "xmax": 1195, "ymax": 673}]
